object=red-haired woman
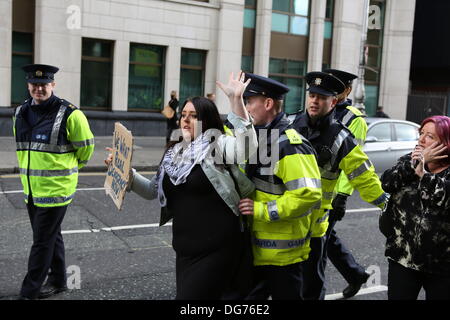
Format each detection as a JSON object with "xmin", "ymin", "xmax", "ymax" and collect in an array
[{"xmin": 381, "ymin": 115, "xmax": 450, "ymax": 300}]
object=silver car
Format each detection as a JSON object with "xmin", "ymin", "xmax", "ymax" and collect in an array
[{"xmin": 363, "ymin": 117, "xmax": 420, "ymax": 173}]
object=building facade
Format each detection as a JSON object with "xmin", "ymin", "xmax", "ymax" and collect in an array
[{"xmin": 0, "ymin": 0, "xmax": 416, "ymax": 135}]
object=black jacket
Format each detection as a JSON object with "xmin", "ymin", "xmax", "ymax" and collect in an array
[{"xmin": 381, "ymin": 154, "xmax": 450, "ymax": 276}]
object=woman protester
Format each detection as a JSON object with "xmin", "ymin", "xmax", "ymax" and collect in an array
[
  {"xmin": 106, "ymin": 72, "xmax": 257, "ymax": 299},
  {"xmin": 380, "ymin": 115, "xmax": 450, "ymax": 300}
]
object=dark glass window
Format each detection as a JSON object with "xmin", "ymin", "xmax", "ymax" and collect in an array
[
  {"xmin": 80, "ymin": 38, "xmax": 113, "ymax": 110},
  {"xmin": 365, "ymin": 0, "xmax": 385, "ymax": 116},
  {"xmin": 128, "ymin": 43, "xmax": 165, "ymax": 111},
  {"xmin": 272, "ymin": 0, "xmax": 310, "ymax": 36},
  {"xmin": 180, "ymin": 49, "xmax": 206, "ymax": 104},
  {"xmin": 241, "ymin": 55, "xmax": 254, "ymax": 73},
  {"xmin": 269, "ymin": 58, "xmax": 306, "ymax": 114},
  {"xmin": 11, "ymin": 32, "xmax": 33, "ymax": 105}
]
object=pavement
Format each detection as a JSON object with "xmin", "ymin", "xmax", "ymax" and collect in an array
[{"xmin": 0, "ymin": 136, "xmax": 166, "ymax": 174}]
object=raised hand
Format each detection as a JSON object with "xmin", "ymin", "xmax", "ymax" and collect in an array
[
  {"xmin": 422, "ymin": 141, "xmax": 448, "ymax": 164},
  {"xmin": 216, "ymin": 71, "xmax": 251, "ymax": 100}
]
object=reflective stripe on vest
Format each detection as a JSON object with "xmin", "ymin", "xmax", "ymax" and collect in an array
[
  {"xmin": 72, "ymin": 138, "xmax": 95, "ymax": 148},
  {"xmin": 285, "ymin": 177, "xmax": 321, "ymax": 191},
  {"xmin": 347, "ymin": 159, "xmax": 372, "ymax": 180},
  {"xmin": 371, "ymin": 192, "xmax": 388, "ymax": 207},
  {"xmin": 19, "ymin": 166, "xmax": 78, "ymax": 177},
  {"xmin": 316, "ymin": 210, "xmax": 330, "ymax": 224},
  {"xmin": 253, "ymin": 176, "xmax": 285, "ymax": 195},
  {"xmin": 16, "ymin": 142, "xmax": 75, "ymax": 153},
  {"xmin": 26, "ymin": 193, "xmax": 75, "ymax": 205},
  {"xmin": 320, "ymin": 168, "xmax": 340, "ymax": 180},
  {"xmin": 330, "ymin": 129, "xmax": 350, "ymax": 167},
  {"xmin": 50, "ymin": 105, "xmax": 67, "ymax": 144},
  {"xmin": 253, "ymin": 232, "xmax": 312, "ymax": 249},
  {"xmin": 342, "ymin": 110, "xmax": 354, "ymax": 127}
]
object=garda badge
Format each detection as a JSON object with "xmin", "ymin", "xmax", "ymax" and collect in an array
[
  {"xmin": 314, "ymin": 78, "xmax": 322, "ymax": 86},
  {"xmin": 35, "ymin": 70, "xmax": 43, "ymax": 77}
]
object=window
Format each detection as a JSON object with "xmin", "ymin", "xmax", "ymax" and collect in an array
[
  {"xmin": 11, "ymin": 32, "xmax": 33, "ymax": 105},
  {"xmin": 322, "ymin": 0, "xmax": 334, "ymax": 67},
  {"xmin": 367, "ymin": 123, "xmax": 391, "ymax": 142},
  {"xmin": 269, "ymin": 58, "xmax": 306, "ymax": 114},
  {"xmin": 80, "ymin": 38, "xmax": 113, "ymax": 110},
  {"xmin": 241, "ymin": 55, "xmax": 254, "ymax": 73},
  {"xmin": 365, "ymin": 0, "xmax": 385, "ymax": 116},
  {"xmin": 395, "ymin": 124, "xmax": 419, "ymax": 141},
  {"xmin": 244, "ymin": 0, "xmax": 257, "ymax": 29},
  {"xmin": 324, "ymin": 0, "xmax": 334, "ymax": 39},
  {"xmin": 272, "ymin": 0, "xmax": 310, "ymax": 36},
  {"xmin": 128, "ymin": 43, "xmax": 165, "ymax": 111},
  {"xmin": 180, "ymin": 49, "xmax": 206, "ymax": 104}
]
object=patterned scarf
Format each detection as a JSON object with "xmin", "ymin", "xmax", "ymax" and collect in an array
[{"xmin": 156, "ymin": 129, "xmax": 218, "ymax": 207}]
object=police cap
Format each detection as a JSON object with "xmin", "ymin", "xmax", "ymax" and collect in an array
[
  {"xmin": 243, "ymin": 73, "xmax": 289, "ymax": 100},
  {"xmin": 305, "ymin": 71, "xmax": 345, "ymax": 97},
  {"xmin": 323, "ymin": 68, "xmax": 358, "ymax": 87},
  {"xmin": 22, "ymin": 64, "xmax": 59, "ymax": 84}
]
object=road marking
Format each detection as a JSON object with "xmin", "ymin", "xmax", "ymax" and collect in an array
[
  {"xmin": 61, "ymin": 222, "xmax": 172, "ymax": 235},
  {"xmin": 346, "ymin": 208, "xmax": 380, "ymax": 213},
  {"xmin": 325, "ymin": 285, "xmax": 388, "ymax": 300},
  {"xmin": 0, "ymin": 171, "xmax": 156, "ymax": 179}
]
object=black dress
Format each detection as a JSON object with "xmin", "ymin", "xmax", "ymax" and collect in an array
[{"xmin": 163, "ymin": 164, "xmax": 243, "ymax": 299}]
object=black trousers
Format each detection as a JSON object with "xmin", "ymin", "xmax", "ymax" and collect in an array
[
  {"xmin": 20, "ymin": 201, "xmax": 68, "ymax": 299},
  {"xmin": 327, "ymin": 221, "xmax": 366, "ymax": 285},
  {"xmin": 302, "ymin": 236, "xmax": 326, "ymax": 300},
  {"xmin": 247, "ymin": 262, "xmax": 305, "ymax": 300},
  {"xmin": 388, "ymin": 259, "xmax": 450, "ymax": 300}
]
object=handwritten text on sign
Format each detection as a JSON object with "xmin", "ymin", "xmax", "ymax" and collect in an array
[{"xmin": 104, "ymin": 122, "xmax": 133, "ymax": 210}]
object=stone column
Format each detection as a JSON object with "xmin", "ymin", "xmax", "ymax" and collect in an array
[
  {"xmin": 215, "ymin": 0, "xmax": 245, "ymax": 114},
  {"xmin": 307, "ymin": 0, "xmax": 327, "ymax": 72},
  {"xmin": 164, "ymin": 45, "xmax": 181, "ymax": 107},
  {"xmin": 111, "ymin": 40, "xmax": 129, "ymax": 112},
  {"xmin": 34, "ymin": 0, "xmax": 83, "ymax": 105},
  {"xmin": 0, "ymin": 0, "xmax": 12, "ymax": 107},
  {"xmin": 378, "ymin": 0, "xmax": 416, "ymax": 120},
  {"xmin": 253, "ymin": 0, "xmax": 272, "ymax": 76},
  {"xmin": 331, "ymin": 0, "xmax": 365, "ymax": 75}
]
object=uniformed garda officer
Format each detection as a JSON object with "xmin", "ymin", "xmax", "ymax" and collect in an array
[
  {"xmin": 13, "ymin": 64, "xmax": 94, "ymax": 299},
  {"xmin": 290, "ymin": 71, "xmax": 387, "ymax": 300},
  {"xmin": 322, "ymin": 68, "xmax": 371, "ymax": 298},
  {"xmin": 238, "ymin": 73, "xmax": 322, "ymax": 300}
]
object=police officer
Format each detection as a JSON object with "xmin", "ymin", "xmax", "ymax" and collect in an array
[
  {"xmin": 323, "ymin": 68, "xmax": 370, "ymax": 298},
  {"xmin": 13, "ymin": 64, "xmax": 95, "ymax": 299},
  {"xmin": 238, "ymin": 74, "xmax": 322, "ymax": 299},
  {"xmin": 290, "ymin": 71, "xmax": 387, "ymax": 300}
]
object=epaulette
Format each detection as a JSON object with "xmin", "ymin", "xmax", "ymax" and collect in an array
[
  {"xmin": 284, "ymin": 128, "xmax": 302, "ymax": 144},
  {"xmin": 60, "ymin": 99, "xmax": 79, "ymax": 109}
]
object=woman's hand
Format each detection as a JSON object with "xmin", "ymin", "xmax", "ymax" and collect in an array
[
  {"xmin": 238, "ymin": 198, "xmax": 255, "ymax": 216},
  {"xmin": 216, "ymin": 71, "xmax": 251, "ymax": 100},
  {"xmin": 104, "ymin": 147, "xmax": 113, "ymax": 166},
  {"xmin": 422, "ymin": 141, "xmax": 448, "ymax": 164}
]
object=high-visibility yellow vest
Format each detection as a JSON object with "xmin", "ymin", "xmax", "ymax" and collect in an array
[
  {"xmin": 13, "ymin": 97, "xmax": 94, "ymax": 207},
  {"xmin": 334, "ymin": 103, "xmax": 368, "ymax": 196},
  {"xmin": 247, "ymin": 115, "xmax": 322, "ymax": 266},
  {"xmin": 292, "ymin": 110, "xmax": 387, "ymax": 238}
]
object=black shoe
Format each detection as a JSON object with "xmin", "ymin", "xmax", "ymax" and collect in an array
[
  {"xmin": 342, "ymin": 272, "xmax": 370, "ymax": 299},
  {"xmin": 38, "ymin": 283, "xmax": 67, "ymax": 299}
]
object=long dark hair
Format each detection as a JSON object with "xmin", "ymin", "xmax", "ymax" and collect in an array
[{"xmin": 164, "ymin": 96, "xmax": 224, "ymax": 151}]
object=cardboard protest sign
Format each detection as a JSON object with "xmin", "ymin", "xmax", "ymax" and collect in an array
[{"xmin": 104, "ymin": 122, "xmax": 133, "ymax": 210}]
